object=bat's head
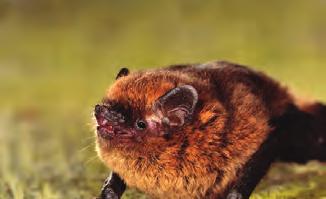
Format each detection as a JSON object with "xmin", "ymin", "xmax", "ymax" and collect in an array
[{"xmin": 94, "ymin": 68, "xmax": 199, "ymax": 153}]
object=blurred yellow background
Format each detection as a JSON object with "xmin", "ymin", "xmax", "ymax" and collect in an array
[{"xmin": 0, "ymin": 0, "xmax": 325, "ymax": 198}]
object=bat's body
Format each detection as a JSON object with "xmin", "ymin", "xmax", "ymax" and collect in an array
[{"xmin": 94, "ymin": 61, "xmax": 326, "ymax": 199}]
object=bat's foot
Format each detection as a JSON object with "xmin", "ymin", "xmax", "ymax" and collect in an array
[
  {"xmin": 226, "ymin": 190, "xmax": 243, "ymax": 199},
  {"xmin": 97, "ymin": 173, "xmax": 126, "ymax": 199}
]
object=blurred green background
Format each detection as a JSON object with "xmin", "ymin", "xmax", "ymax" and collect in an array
[{"xmin": 0, "ymin": 0, "xmax": 325, "ymax": 198}]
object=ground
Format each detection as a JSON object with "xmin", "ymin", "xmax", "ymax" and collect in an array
[{"xmin": 0, "ymin": 0, "xmax": 325, "ymax": 198}]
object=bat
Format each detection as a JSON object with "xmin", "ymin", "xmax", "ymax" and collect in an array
[{"xmin": 93, "ymin": 61, "xmax": 326, "ymax": 199}]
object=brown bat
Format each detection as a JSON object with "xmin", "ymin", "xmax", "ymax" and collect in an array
[{"xmin": 93, "ymin": 61, "xmax": 326, "ymax": 199}]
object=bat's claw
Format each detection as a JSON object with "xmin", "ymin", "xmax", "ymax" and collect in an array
[
  {"xmin": 226, "ymin": 190, "xmax": 243, "ymax": 199},
  {"xmin": 99, "ymin": 187, "xmax": 120, "ymax": 199}
]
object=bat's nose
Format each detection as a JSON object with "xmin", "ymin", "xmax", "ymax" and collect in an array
[
  {"xmin": 94, "ymin": 104, "xmax": 102, "ymax": 115},
  {"xmin": 94, "ymin": 104, "xmax": 107, "ymax": 120},
  {"xmin": 94, "ymin": 104, "xmax": 125, "ymax": 125}
]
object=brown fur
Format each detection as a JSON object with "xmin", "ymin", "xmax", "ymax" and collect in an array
[{"xmin": 95, "ymin": 61, "xmax": 321, "ymax": 198}]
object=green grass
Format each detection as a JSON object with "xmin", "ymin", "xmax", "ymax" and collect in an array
[{"xmin": 0, "ymin": 0, "xmax": 326, "ymax": 198}]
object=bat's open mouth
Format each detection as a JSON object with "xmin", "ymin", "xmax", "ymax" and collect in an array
[{"xmin": 94, "ymin": 104, "xmax": 133, "ymax": 139}]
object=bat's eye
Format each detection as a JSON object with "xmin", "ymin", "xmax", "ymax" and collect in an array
[{"xmin": 135, "ymin": 119, "xmax": 147, "ymax": 130}]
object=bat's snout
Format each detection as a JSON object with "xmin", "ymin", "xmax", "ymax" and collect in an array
[
  {"xmin": 94, "ymin": 104, "xmax": 129, "ymax": 139},
  {"xmin": 94, "ymin": 104, "xmax": 105, "ymax": 121}
]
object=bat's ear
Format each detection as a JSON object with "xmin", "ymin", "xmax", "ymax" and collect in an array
[
  {"xmin": 116, "ymin": 68, "xmax": 130, "ymax": 80},
  {"xmin": 153, "ymin": 85, "xmax": 198, "ymax": 128}
]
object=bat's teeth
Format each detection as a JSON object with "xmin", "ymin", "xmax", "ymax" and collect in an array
[
  {"xmin": 102, "ymin": 119, "xmax": 108, "ymax": 125},
  {"xmin": 117, "ymin": 113, "xmax": 122, "ymax": 117},
  {"xmin": 119, "ymin": 119, "xmax": 125, "ymax": 123}
]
